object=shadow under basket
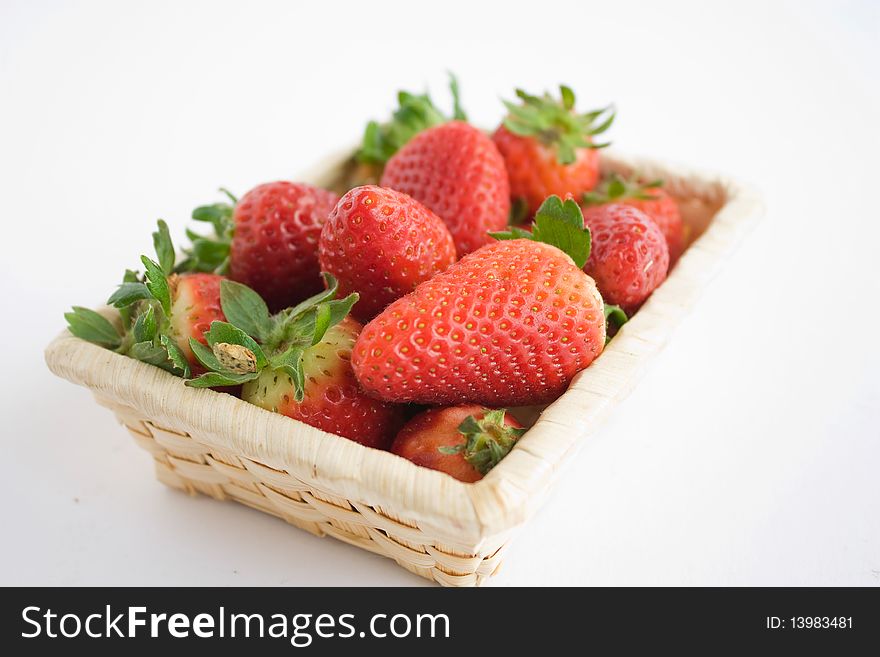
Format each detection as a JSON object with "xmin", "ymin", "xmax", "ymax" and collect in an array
[{"xmin": 45, "ymin": 151, "xmax": 762, "ymax": 586}]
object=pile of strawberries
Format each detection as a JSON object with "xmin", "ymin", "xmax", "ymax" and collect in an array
[{"xmin": 66, "ymin": 79, "xmax": 684, "ymax": 483}]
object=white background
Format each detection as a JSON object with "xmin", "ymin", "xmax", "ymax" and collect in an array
[{"xmin": 1, "ymin": 0, "xmax": 878, "ymax": 586}]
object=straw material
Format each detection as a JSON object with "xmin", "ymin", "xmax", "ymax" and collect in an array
[{"xmin": 45, "ymin": 151, "xmax": 762, "ymax": 586}]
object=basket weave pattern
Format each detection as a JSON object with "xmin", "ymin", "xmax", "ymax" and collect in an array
[{"xmin": 45, "ymin": 153, "xmax": 761, "ymax": 586}]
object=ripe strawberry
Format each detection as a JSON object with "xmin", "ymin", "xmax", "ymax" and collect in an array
[
  {"xmin": 391, "ymin": 406, "xmax": 524, "ymax": 482},
  {"xmin": 180, "ymin": 182, "xmax": 339, "ymax": 312},
  {"xmin": 583, "ymin": 174, "xmax": 685, "ymax": 264},
  {"xmin": 492, "ymin": 86, "xmax": 614, "ymax": 217},
  {"xmin": 582, "ymin": 203, "xmax": 669, "ymax": 313},
  {"xmin": 66, "ymin": 220, "xmax": 225, "ymax": 377},
  {"xmin": 187, "ymin": 276, "xmax": 404, "ymax": 448},
  {"xmin": 380, "ymin": 121, "xmax": 511, "ymax": 256},
  {"xmin": 318, "ymin": 185, "xmax": 456, "ymax": 322},
  {"xmin": 352, "ymin": 197, "xmax": 606, "ymax": 406}
]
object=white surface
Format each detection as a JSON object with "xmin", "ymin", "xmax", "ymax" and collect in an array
[{"xmin": 2, "ymin": 0, "xmax": 878, "ymax": 586}]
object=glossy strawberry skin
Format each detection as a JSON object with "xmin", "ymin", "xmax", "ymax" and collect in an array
[
  {"xmin": 230, "ymin": 182, "xmax": 339, "ymax": 312},
  {"xmin": 168, "ymin": 273, "xmax": 225, "ymax": 368},
  {"xmin": 617, "ymin": 187, "xmax": 685, "ymax": 264},
  {"xmin": 391, "ymin": 405, "xmax": 523, "ymax": 483},
  {"xmin": 352, "ymin": 239, "xmax": 606, "ymax": 406},
  {"xmin": 582, "ymin": 204, "xmax": 669, "ymax": 313},
  {"xmin": 492, "ymin": 125, "xmax": 600, "ymax": 217},
  {"xmin": 242, "ymin": 318, "xmax": 405, "ymax": 449},
  {"xmin": 380, "ymin": 121, "xmax": 510, "ymax": 256},
  {"xmin": 318, "ymin": 185, "xmax": 456, "ymax": 322}
]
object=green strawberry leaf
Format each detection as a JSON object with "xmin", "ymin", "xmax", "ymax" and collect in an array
[
  {"xmin": 321, "ymin": 294, "xmax": 359, "ymax": 339},
  {"xmin": 582, "ymin": 173, "xmax": 666, "ymax": 206},
  {"xmin": 192, "ymin": 202, "xmax": 234, "ymax": 236},
  {"xmin": 604, "ymin": 303, "xmax": 628, "ymax": 344},
  {"xmin": 117, "ymin": 269, "xmax": 142, "ymax": 328},
  {"xmin": 189, "ymin": 338, "xmax": 223, "ymax": 372},
  {"xmin": 508, "ymin": 197, "xmax": 530, "ymax": 226},
  {"xmin": 297, "ymin": 272, "xmax": 340, "ymax": 306},
  {"xmin": 152, "ymin": 219, "xmax": 175, "ymax": 275},
  {"xmin": 491, "ymin": 196, "xmax": 591, "ymax": 267},
  {"xmin": 107, "ymin": 282, "xmax": 151, "ymax": 308},
  {"xmin": 357, "ymin": 74, "xmax": 468, "ymax": 165},
  {"xmin": 560, "ymin": 85, "xmax": 575, "ymax": 111},
  {"xmin": 177, "ymin": 193, "xmax": 235, "ymax": 274},
  {"xmin": 141, "ymin": 255, "xmax": 171, "ymax": 315},
  {"xmin": 444, "ymin": 409, "xmax": 526, "ymax": 475},
  {"xmin": 532, "ymin": 197, "xmax": 592, "ymax": 268},
  {"xmin": 606, "ymin": 177, "xmax": 627, "ymax": 200},
  {"xmin": 273, "ymin": 347, "xmax": 307, "ymax": 402},
  {"xmin": 64, "ymin": 307, "xmax": 122, "ymax": 348},
  {"xmin": 501, "ymin": 85, "xmax": 614, "ymax": 164},
  {"xmin": 489, "ymin": 226, "xmax": 533, "ymax": 241},
  {"xmin": 220, "ymin": 280, "xmax": 273, "ymax": 342},
  {"xmin": 312, "ymin": 303, "xmax": 332, "ymax": 347},
  {"xmin": 132, "ymin": 304, "xmax": 157, "ymax": 343},
  {"xmin": 129, "ymin": 340, "xmax": 173, "ymax": 369},
  {"xmin": 449, "ymin": 72, "xmax": 467, "ymax": 121},
  {"xmin": 185, "ymin": 371, "xmax": 260, "ymax": 388},
  {"xmin": 160, "ymin": 335, "xmax": 191, "ymax": 378}
]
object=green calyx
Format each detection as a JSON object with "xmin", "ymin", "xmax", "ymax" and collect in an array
[
  {"xmin": 490, "ymin": 195, "xmax": 592, "ymax": 268},
  {"xmin": 175, "ymin": 188, "xmax": 237, "ymax": 275},
  {"xmin": 66, "ymin": 219, "xmax": 192, "ymax": 378},
  {"xmin": 357, "ymin": 72, "xmax": 468, "ymax": 166},
  {"xmin": 185, "ymin": 274, "xmax": 358, "ymax": 401},
  {"xmin": 439, "ymin": 409, "xmax": 526, "ymax": 475},
  {"xmin": 503, "ymin": 85, "xmax": 614, "ymax": 165},
  {"xmin": 582, "ymin": 173, "xmax": 664, "ymax": 206},
  {"xmin": 603, "ymin": 303, "xmax": 628, "ymax": 345}
]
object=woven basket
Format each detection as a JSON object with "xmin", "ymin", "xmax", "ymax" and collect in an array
[{"xmin": 44, "ymin": 151, "xmax": 762, "ymax": 586}]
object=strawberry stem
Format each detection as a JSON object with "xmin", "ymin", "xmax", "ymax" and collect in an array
[{"xmin": 440, "ymin": 409, "xmax": 526, "ymax": 475}]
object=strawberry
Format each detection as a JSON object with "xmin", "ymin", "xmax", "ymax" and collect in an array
[
  {"xmin": 581, "ymin": 203, "xmax": 669, "ymax": 313},
  {"xmin": 318, "ymin": 185, "xmax": 456, "ymax": 322},
  {"xmin": 583, "ymin": 173, "xmax": 685, "ymax": 264},
  {"xmin": 167, "ymin": 273, "xmax": 225, "ymax": 368},
  {"xmin": 65, "ymin": 220, "xmax": 225, "ymax": 377},
  {"xmin": 492, "ymin": 86, "xmax": 614, "ymax": 217},
  {"xmin": 391, "ymin": 406, "xmax": 524, "ymax": 482},
  {"xmin": 186, "ymin": 276, "xmax": 404, "ymax": 448},
  {"xmin": 180, "ymin": 182, "xmax": 339, "ymax": 312},
  {"xmin": 352, "ymin": 196, "xmax": 606, "ymax": 406},
  {"xmin": 380, "ymin": 121, "xmax": 511, "ymax": 256}
]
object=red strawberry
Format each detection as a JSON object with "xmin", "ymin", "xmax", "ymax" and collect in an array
[
  {"xmin": 380, "ymin": 121, "xmax": 510, "ymax": 256},
  {"xmin": 181, "ymin": 182, "xmax": 339, "ymax": 312},
  {"xmin": 67, "ymin": 220, "xmax": 226, "ymax": 378},
  {"xmin": 582, "ymin": 203, "xmax": 669, "ymax": 313},
  {"xmin": 187, "ymin": 277, "xmax": 404, "ymax": 449},
  {"xmin": 318, "ymin": 185, "xmax": 456, "ymax": 322},
  {"xmin": 391, "ymin": 406, "xmax": 524, "ymax": 482},
  {"xmin": 492, "ymin": 86, "xmax": 614, "ymax": 216},
  {"xmin": 352, "ymin": 197, "xmax": 606, "ymax": 406},
  {"xmin": 583, "ymin": 174, "xmax": 685, "ymax": 264}
]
